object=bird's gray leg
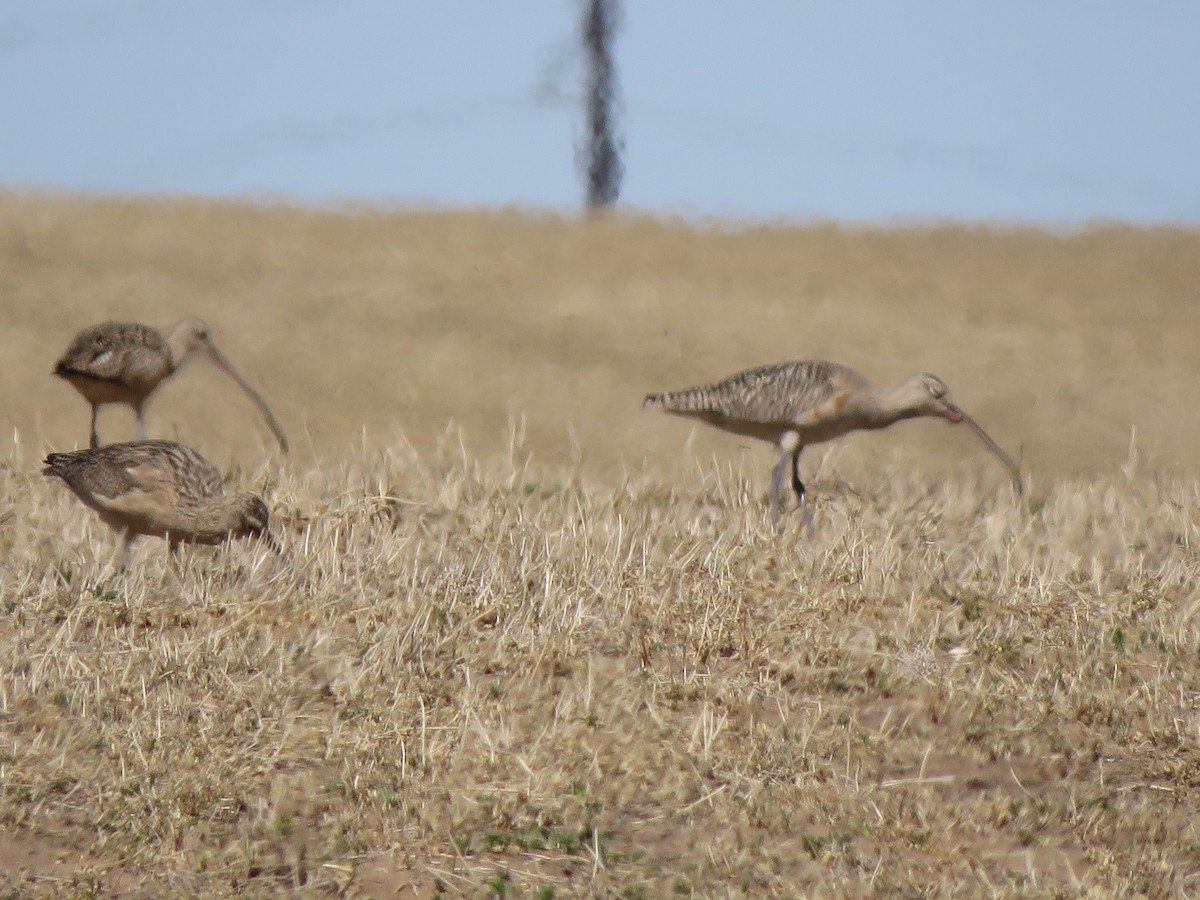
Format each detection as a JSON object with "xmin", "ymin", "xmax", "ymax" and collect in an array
[
  {"xmin": 133, "ymin": 402, "xmax": 148, "ymax": 441},
  {"xmin": 790, "ymin": 445, "xmax": 815, "ymax": 533},
  {"xmin": 769, "ymin": 431, "xmax": 801, "ymax": 527},
  {"xmin": 769, "ymin": 450, "xmax": 788, "ymax": 527},
  {"xmin": 116, "ymin": 531, "xmax": 135, "ymax": 571},
  {"xmin": 166, "ymin": 539, "xmax": 183, "ymax": 577},
  {"xmin": 89, "ymin": 405, "xmax": 101, "ymax": 449}
]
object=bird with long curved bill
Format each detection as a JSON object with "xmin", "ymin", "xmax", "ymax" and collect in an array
[
  {"xmin": 43, "ymin": 439, "xmax": 278, "ymax": 565},
  {"xmin": 645, "ymin": 360, "xmax": 1023, "ymax": 527},
  {"xmin": 53, "ymin": 319, "xmax": 288, "ymax": 452}
]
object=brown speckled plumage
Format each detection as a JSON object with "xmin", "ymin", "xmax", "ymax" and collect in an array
[
  {"xmin": 54, "ymin": 319, "xmax": 288, "ymax": 452},
  {"xmin": 645, "ymin": 361, "xmax": 870, "ymax": 443},
  {"xmin": 43, "ymin": 440, "xmax": 273, "ymax": 559},
  {"xmin": 646, "ymin": 360, "xmax": 1021, "ymax": 526},
  {"xmin": 55, "ymin": 322, "xmax": 173, "ymax": 389}
]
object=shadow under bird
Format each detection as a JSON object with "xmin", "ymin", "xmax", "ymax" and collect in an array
[
  {"xmin": 43, "ymin": 439, "xmax": 276, "ymax": 563},
  {"xmin": 53, "ymin": 319, "xmax": 288, "ymax": 452},
  {"xmin": 644, "ymin": 360, "xmax": 1023, "ymax": 527}
]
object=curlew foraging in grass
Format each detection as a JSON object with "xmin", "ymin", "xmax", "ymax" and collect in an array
[
  {"xmin": 645, "ymin": 360, "xmax": 1022, "ymax": 527},
  {"xmin": 43, "ymin": 439, "xmax": 276, "ymax": 562},
  {"xmin": 53, "ymin": 319, "xmax": 288, "ymax": 452}
]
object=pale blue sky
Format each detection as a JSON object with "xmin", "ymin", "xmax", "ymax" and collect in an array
[{"xmin": 2, "ymin": 1, "xmax": 1197, "ymax": 224}]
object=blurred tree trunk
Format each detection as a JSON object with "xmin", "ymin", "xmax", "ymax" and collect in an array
[{"xmin": 581, "ymin": 0, "xmax": 623, "ymax": 210}]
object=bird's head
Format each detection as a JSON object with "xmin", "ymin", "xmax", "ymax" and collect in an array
[
  {"xmin": 916, "ymin": 373, "xmax": 964, "ymax": 422},
  {"xmin": 229, "ymin": 496, "xmax": 278, "ymax": 554},
  {"xmin": 897, "ymin": 372, "xmax": 964, "ymax": 422},
  {"xmin": 173, "ymin": 318, "xmax": 216, "ymax": 357},
  {"xmin": 231, "ymin": 495, "xmax": 277, "ymax": 550}
]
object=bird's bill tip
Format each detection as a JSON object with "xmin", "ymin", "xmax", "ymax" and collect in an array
[
  {"xmin": 955, "ymin": 409, "xmax": 1023, "ymax": 496},
  {"xmin": 202, "ymin": 344, "xmax": 289, "ymax": 452}
]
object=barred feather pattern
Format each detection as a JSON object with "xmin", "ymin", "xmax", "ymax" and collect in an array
[
  {"xmin": 42, "ymin": 440, "xmax": 270, "ymax": 548},
  {"xmin": 644, "ymin": 360, "xmax": 868, "ymax": 426},
  {"xmin": 43, "ymin": 440, "xmax": 223, "ymax": 502}
]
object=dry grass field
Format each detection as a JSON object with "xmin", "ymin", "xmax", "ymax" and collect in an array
[{"xmin": 1, "ymin": 191, "xmax": 1199, "ymax": 896}]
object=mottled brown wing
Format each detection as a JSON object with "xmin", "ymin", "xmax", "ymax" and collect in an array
[
  {"xmin": 46, "ymin": 441, "xmax": 223, "ymax": 503},
  {"xmin": 124, "ymin": 441, "xmax": 225, "ymax": 502},
  {"xmin": 43, "ymin": 447, "xmax": 141, "ymax": 499},
  {"xmin": 55, "ymin": 322, "xmax": 170, "ymax": 387},
  {"xmin": 93, "ymin": 465, "xmax": 180, "ymax": 525},
  {"xmin": 649, "ymin": 361, "xmax": 868, "ymax": 428}
]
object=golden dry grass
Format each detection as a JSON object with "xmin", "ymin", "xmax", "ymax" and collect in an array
[{"xmin": 1, "ymin": 192, "xmax": 1199, "ymax": 896}]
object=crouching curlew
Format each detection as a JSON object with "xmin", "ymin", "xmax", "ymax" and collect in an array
[
  {"xmin": 54, "ymin": 319, "xmax": 288, "ymax": 452},
  {"xmin": 645, "ymin": 360, "xmax": 1022, "ymax": 527},
  {"xmin": 43, "ymin": 439, "xmax": 277, "ymax": 562}
]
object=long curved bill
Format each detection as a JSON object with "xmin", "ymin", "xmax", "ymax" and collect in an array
[
  {"xmin": 946, "ymin": 404, "xmax": 1023, "ymax": 496},
  {"xmin": 203, "ymin": 343, "xmax": 290, "ymax": 453}
]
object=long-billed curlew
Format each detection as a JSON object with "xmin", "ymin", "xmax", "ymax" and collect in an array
[
  {"xmin": 53, "ymin": 319, "xmax": 288, "ymax": 452},
  {"xmin": 43, "ymin": 439, "xmax": 276, "ymax": 562},
  {"xmin": 644, "ymin": 360, "xmax": 1023, "ymax": 526}
]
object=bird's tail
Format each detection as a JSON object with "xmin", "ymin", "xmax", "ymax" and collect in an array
[{"xmin": 644, "ymin": 387, "xmax": 716, "ymax": 413}]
